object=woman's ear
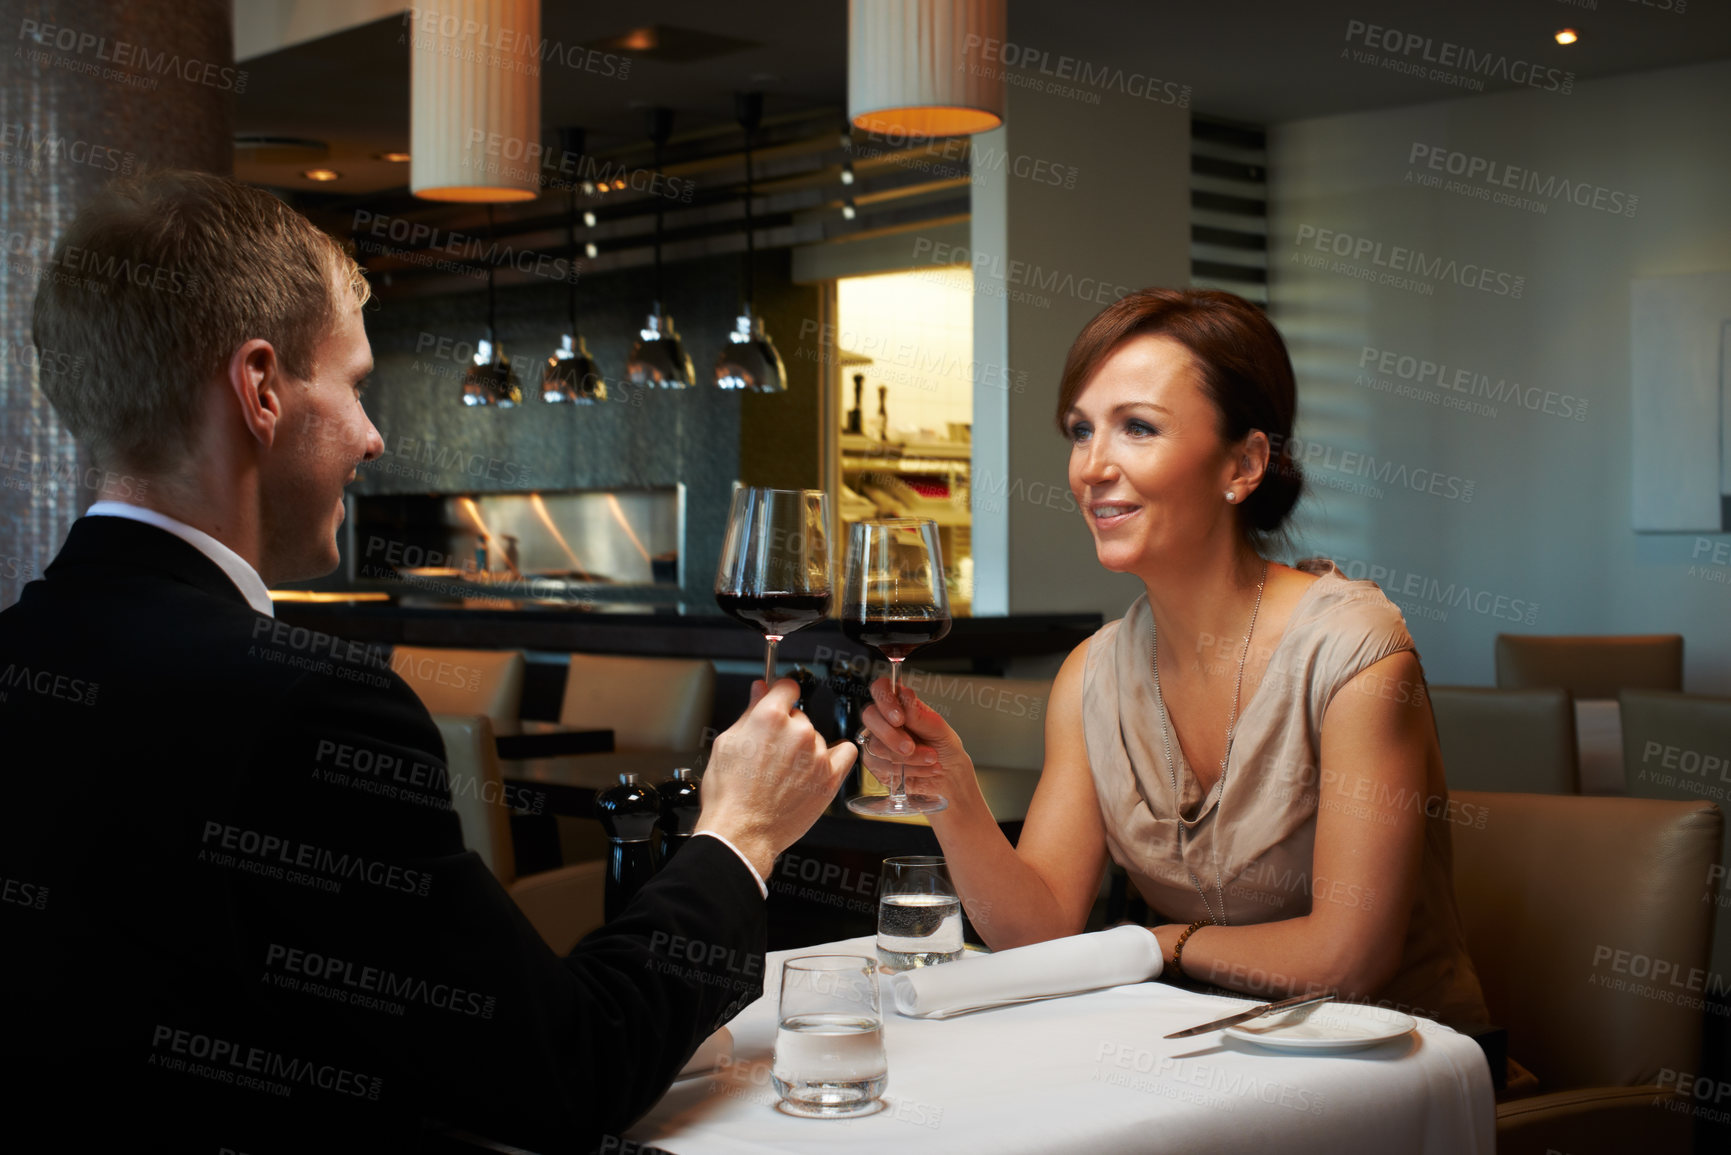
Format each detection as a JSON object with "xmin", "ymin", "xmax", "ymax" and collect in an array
[{"xmin": 1229, "ymin": 429, "xmax": 1271, "ymax": 498}]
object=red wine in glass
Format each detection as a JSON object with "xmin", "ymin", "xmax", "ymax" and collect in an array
[
  {"xmin": 716, "ymin": 591, "xmax": 832, "ymax": 637},
  {"xmin": 842, "ymin": 520, "xmax": 952, "ymax": 817},
  {"xmin": 841, "ymin": 611, "xmax": 951, "ymax": 663},
  {"xmin": 714, "ymin": 488, "xmax": 832, "ymax": 685}
]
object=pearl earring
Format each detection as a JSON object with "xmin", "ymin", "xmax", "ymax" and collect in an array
[{"xmin": 1224, "ymin": 491, "xmax": 1237, "ymax": 503}]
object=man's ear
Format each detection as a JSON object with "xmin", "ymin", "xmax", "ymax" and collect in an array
[{"xmin": 226, "ymin": 338, "xmax": 283, "ymax": 449}]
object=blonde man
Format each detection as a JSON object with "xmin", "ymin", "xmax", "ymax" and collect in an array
[{"xmin": 1, "ymin": 171, "xmax": 853, "ymax": 1152}]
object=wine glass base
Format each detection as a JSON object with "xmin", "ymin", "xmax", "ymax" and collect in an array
[{"xmin": 846, "ymin": 793, "xmax": 948, "ymax": 817}]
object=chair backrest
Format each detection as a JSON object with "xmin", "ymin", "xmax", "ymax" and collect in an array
[
  {"xmin": 1450, "ymin": 791, "xmax": 1720, "ymax": 1092},
  {"xmin": 559, "ymin": 653, "xmax": 715, "ymax": 751},
  {"xmin": 1619, "ymin": 688, "xmax": 1731, "ymax": 980},
  {"xmin": 1494, "ymin": 634, "xmax": 1682, "ymax": 699},
  {"xmin": 432, "ymin": 713, "xmax": 516, "ymax": 887},
  {"xmin": 393, "ymin": 646, "xmax": 526, "ymax": 737},
  {"xmin": 1429, "ymin": 685, "xmax": 1577, "ymax": 793},
  {"xmin": 903, "ymin": 671, "xmax": 1052, "ymax": 772}
]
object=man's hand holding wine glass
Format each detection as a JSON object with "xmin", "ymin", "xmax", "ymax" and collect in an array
[{"xmin": 695, "ymin": 677, "xmax": 859, "ymax": 880}]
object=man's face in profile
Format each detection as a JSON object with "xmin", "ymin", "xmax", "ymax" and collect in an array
[{"xmin": 258, "ymin": 274, "xmax": 383, "ymax": 584}]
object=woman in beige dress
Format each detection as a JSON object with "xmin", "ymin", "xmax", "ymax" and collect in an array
[{"xmin": 859, "ymin": 288, "xmax": 1488, "ymax": 1028}]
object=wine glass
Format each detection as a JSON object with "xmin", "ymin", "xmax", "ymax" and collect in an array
[
  {"xmin": 842, "ymin": 519, "xmax": 952, "ymax": 816},
  {"xmin": 715, "ymin": 487, "xmax": 833, "ymax": 685}
]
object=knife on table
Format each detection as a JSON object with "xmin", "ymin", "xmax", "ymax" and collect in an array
[{"xmin": 1163, "ymin": 990, "xmax": 1337, "ymax": 1039}]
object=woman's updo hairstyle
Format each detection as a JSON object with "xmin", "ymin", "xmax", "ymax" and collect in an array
[{"xmin": 1054, "ymin": 288, "xmax": 1304, "ymax": 541}]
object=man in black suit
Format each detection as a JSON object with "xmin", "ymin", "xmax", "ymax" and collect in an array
[{"xmin": 0, "ymin": 170, "xmax": 855, "ymax": 1152}]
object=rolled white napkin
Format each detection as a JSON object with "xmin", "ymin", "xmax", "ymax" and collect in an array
[
  {"xmin": 889, "ymin": 925, "xmax": 1163, "ymax": 1019},
  {"xmin": 674, "ymin": 1026, "xmax": 734, "ymax": 1080}
]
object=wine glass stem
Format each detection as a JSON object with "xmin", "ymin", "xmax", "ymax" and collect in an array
[
  {"xmin": 764, "ymin": 635, "xmax": 781, "ymax": 686},
  {"xmin": 889, "ymin": 658, "xmax": 905, "ymax": 803}
]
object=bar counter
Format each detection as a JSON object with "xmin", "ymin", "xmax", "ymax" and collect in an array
[{"xmin": 270, "ymin": 597, "xmax": 1101, "ymax": 670}]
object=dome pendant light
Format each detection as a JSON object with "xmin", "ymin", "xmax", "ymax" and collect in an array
[
  {"xmin": 625, "ymin": 107, "xmax": 695, "ymax": 389},
  {"xmin": 715, "ymin": 91, "xmax": 786, "ymax": 393},
  {"xmin": 462, "ymin": 206, "xmax": 523, "ymax": 406},
  {"xmin": 543, "ymin": 126, "xmax": 607, "ymax": 404}
]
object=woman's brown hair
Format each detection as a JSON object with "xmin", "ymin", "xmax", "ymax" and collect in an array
[{"xmin": 1055, "ymin": 288, "xmax": 1304, "ymax": 538}]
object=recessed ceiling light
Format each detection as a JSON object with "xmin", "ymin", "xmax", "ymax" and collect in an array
[
  {"xmin": 376, "ymin": 151, "xmax": 411, "ymax": 163},
  {"xmin": 1555, "ymin": 29, "xmax": 1578, "ymax": 45},
  {"xmin": 303, "ymin": 168, "xmax": 341, "ymax": 182},
  {"xmin": 582, "ymin": 211, "xmax": 597, "ymax": 227}
]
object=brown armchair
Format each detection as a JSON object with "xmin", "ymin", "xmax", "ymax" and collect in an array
[
  {"xmin": 1430, "ymin": 685, "xmax": 1578, "ymax": 793},
  {"xmin": 394, "ymin": 645, "xmax": 526, "ymax": 737},
  {"xmin": 1449, "ymin": 790, "xmax": 1721, "ymax": 1155},
  {"xmin": 1493, "ymin": 634, "xmax": 1684, "ymax": 698},
  {"xmin": 434, "ymin": 713, "xmax": 604, "ymax": 955}
]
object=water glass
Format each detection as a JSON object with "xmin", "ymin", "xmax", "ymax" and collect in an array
[
  {"xmin": 771, "ymin": 954, "xmax": 888, "ymax": 1118},
  {"xmin": 877, "ymin": 856, "xmax": 963, "ymax": 971}
]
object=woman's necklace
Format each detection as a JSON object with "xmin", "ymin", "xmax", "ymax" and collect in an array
[{"xmin": 1149, "ymin": 558, "xmax": 1269, "ymax": 928}]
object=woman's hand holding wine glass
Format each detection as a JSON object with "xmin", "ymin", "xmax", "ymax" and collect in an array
[
  {"xmin": 855, "ymin": 679, "xmax": 986, "ymax": 815},
  {"xmin": 842, "ymin": 519, "xmax": 955, "ymax": 816}
]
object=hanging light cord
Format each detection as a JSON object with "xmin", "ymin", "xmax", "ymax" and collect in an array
[
  {"xmin": 566, "ymin": 185, "xmax": 579, "ymax": 339},
  {"xmin": 742, "ymin": 129, "xmax": 754, "ymax": 312},
  {"xmin": 484, "ymin": 205, "xmax": 499, "ymax": 349},
  {"xmin": 651, "ymin": 133, "xmax": 664, "ymax": 310}
]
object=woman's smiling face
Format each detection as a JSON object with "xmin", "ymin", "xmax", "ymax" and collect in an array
[{"xmin": 1064, "ymin": 334, "xmax": 1242, "ymax": 575}]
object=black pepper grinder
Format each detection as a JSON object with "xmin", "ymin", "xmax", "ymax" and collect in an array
[
  {"xmin": 596, "ymin": 772, "xmax": 660, "ymax": 921},
  {"xmin": 656, "ymin": 767, "xmax": 702, "ymax": 863}
]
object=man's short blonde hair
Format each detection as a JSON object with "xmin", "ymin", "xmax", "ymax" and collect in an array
[{"xmin": 31, "ymin": 169, "xmax": 370, "ymax": 473}]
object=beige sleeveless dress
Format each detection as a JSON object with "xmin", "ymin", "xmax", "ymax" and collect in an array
[{"xmin": 1081, "ymin": 560, "xmax": 1489, "ymax": 1029}]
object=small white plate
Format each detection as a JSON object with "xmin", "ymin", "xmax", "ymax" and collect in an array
[{"xmin": 1224, "ymin": 1002, "xmax": 1416, "ymax": 1051}]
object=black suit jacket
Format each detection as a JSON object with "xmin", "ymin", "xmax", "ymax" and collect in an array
[{"xmin": 0, "ymin": 516, "xmax": 764, "ymax": 1152}]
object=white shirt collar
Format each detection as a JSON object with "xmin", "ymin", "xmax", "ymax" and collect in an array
[{"xmin": 84, "ymin": 501, "xmax": 276, "ymax": 618}]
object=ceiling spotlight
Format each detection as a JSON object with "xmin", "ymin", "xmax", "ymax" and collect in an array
[
  {"xmin": 376, "ymin": 151, "xmax": 411, "ymax": 164},
  {"xmin": 841, "ymin": 161, "xmax": 855, "ymax": 186},
  {"xmin": 303, "ymin": 168, "xmax": 341, "ymax": 182},
  {"xmin": 1554, "ymin": 29, "xmax": 1578, "ymax": 45},
  {"xmin": 582, "ymin": 210, "xmax": 597, "ymax": 227},
  {"xmin": 842, "ymin": 199, "xmax": 857, "ymax": 221},
  {"xmin": 584, "ymin": 242, "xmax": 598, "ymax": 259}
]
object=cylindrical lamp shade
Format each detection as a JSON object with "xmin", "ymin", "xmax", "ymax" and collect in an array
[
  {"xmin": 410, "ymin": 0, "xmax": 541, "ymax": 202},
  {"xmin": 849, "ymin": 0, "xmax": 1006, "ymax": 138}
]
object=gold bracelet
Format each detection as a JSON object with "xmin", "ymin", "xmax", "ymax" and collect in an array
[{"xmin": 1170, "ymin": 919, "xmax": 1209, "ymax": 980}]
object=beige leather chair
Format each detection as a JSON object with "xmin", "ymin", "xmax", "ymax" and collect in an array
[
  {"xmin": 1620, "ymin": 689, "xmax": 1731, "ymax": 984},
  {"xmin": 1450, "ymin": 790, "xmax": 1721, "ymax": 1155},
  {"xmin": 1494, "ymin": 634, "xmax": 1683, "ymax": 795},
  {"xmin": 1494, "ymin": 634, "xmax": 1684, "ymax": 698},
  {"xmin": 434, "ymin": 714, "xmax": 604, "ymax": 955},
  {"xmin": 559, "ymin": 653, "xmax": 715, "ymax": 751},
  {"xmin": 908, "ymin": 672, "xmax": 1052, "ymax": 772},
  {"xmin": 1430, "ymin": 686, "xmax": 1578, "ymax": 793},
  {"xmin": 393, "ymin": 645, "xmax": 526, "ymax": 737}
]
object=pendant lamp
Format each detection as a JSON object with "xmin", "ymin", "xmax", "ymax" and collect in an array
[
  {"xmin": 542, "ymin": 127, "xmax": 607, "ymax": 404},
  {"xmin": 714, "ymin": 91, "xmax": 786, "ymax": 393},
  {"xmin": 625, "ymin": 108, "xmax": 695, "ymax": 388},
  {"xmin": 461, "ymin": 207, "xmax": 522, "ymax": 406},
  {"xmin": 849, "ymin": 0, "xmax": 1006, "ymax": 139},
  {"xmin": 410, "ymin": 0, "xmax": 541, "ymax": 202}
]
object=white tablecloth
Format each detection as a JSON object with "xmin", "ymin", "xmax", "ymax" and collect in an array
[{"xmin": 626, "ymin": 937, "xmax": 1495, "ymax": 1155}]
